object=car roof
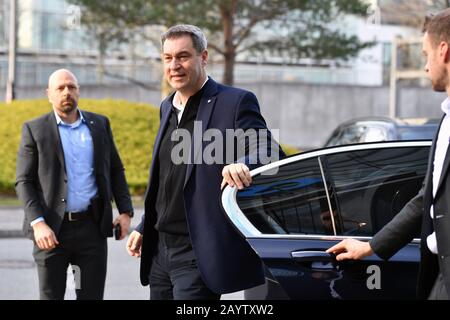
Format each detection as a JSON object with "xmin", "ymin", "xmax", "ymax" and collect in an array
[
  {"xmin": 323, "ymin": 116, "xmax": 439, "ymax": 147},
  {"xmin": 335, "ymin": 116, "xmax": 438, "ymax": 127}
]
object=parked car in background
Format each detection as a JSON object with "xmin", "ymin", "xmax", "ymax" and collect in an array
[
  {"xmin": 324, "ymin": 117, "xmax": 439, "ymax": 147},
  {"xmin": 221, "ymin": 141, "xmax": 431, "ymax": 299}
]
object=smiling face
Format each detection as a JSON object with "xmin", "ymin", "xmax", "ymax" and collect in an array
[
  {"xmin": 162, "ymin": 35, "xmax": 208, "ymax": 97},
  {"xmin": 47, "ymin": 69, "xmax": 80, "ymax": 115},
  {"xmin": 423, "ymin": 32, "xmax": 449, "ymax": 93}
]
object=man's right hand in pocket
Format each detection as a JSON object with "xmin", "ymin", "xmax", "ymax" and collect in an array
[
  {"xmin": 126, "ymin": 230, "xmax": 143, "ymax": 257},
  {"xmin": 33, "ymin": 221, "xmax": 59, "ymax": 250}
]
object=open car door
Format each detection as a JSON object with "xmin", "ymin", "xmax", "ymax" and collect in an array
[{"xmin": 222, "ymin": 141, "xmax": 430, "ymax": 299}]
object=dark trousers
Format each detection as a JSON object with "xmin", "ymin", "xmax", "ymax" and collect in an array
[
  {"xmin": 32, "ymin": 218, "xmax": 107, "ymax": 300},
  {"xmin": 149, "ymin": 232, "xmax": 220, "ymax": 300},
  {"xmin": 428, "ymin": 272, "xmax": 449, "ymax": 300}
]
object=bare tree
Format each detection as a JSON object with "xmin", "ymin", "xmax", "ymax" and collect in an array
[
  {"xmin": 69, "ymin": 0, "xmax": 371, "ymax": 86},
  {"xmin": 379, "ymin": 0, "xmax": 450, "ymax": 28}
]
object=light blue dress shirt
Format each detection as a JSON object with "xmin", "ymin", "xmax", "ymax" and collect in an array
[
  {"xmin": 56, "ymin": 109, "xmax": 98, "ymax": 212},
  {"xmin": 31, "ymin": 109, "xmax": 98, "ymax": 226}
]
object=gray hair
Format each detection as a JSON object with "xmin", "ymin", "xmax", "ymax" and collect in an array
[{"xmin": 161, "ymin": 24, "xmax": 207, "ymax": 53}]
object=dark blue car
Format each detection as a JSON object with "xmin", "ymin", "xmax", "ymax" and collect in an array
[{"xmin": 221, "ymin": 141, "xmax": 430, "ymax": 299}]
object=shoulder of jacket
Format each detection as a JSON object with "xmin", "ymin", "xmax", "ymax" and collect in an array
[
  {"xmin": 81, "ymin": 110, "xmax": 109, "ymax": 123},
  {"xmin": 216, "ymin": 83, "xmax": 253, "ymax": 99},
  {"xmin": 24, "ymin": 112, "xmax": 53, "ymax": 128}
]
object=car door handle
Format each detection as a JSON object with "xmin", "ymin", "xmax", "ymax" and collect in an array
[{"xmin": 291, "ymin": 251, "xmax": 336, "ymax": 263}]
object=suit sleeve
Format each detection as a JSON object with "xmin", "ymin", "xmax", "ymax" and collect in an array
[
  {"xmin": 234, "ymin": 91, "xmax": 285, "ymax": 170},
  {"xmin": 15, "ymin": 123, "xmax": 46, "ymax": 222},
  {"xmin": 369, "ymin": 187, "xmax": 424, "ymax": 260},
  {"xmin": 105, "ymin": 118, "xmax": 133, "ymax": 214},
  {"xmin": 135, "ymin": 215, "xmax": 145, "ymax": 234}
]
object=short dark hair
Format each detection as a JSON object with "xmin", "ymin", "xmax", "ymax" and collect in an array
[
  {"xmin": 423, "ymin": 8, "xmax": 450, "ymax": 47},
  {"xmin": 161, "ymin": 24, "xmax": 207, "ymax": 54}
]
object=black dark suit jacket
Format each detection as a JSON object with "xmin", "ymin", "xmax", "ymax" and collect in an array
[
  {"xmin": 136, "ymin": 78, "xmax": 284, "ymax": 294},
  {"xmin": 16, "ymin": 110, "xmax": 133, "ymax": 239},
  {"xmin": 370, "ymin": 115, "xmax": 450, "ymax": 299}
]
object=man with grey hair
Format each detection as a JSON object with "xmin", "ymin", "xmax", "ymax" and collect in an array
[
  {"xmin": 127, "ymin": 25, "xmax": 284, "ymax": 299},
  {"xmin": 160, "ymin": 24, "xmax": 208, "ymax": 52},
  {"xmin": 16, "ymin": 69, "xmax": 134, "ymax": 299}
]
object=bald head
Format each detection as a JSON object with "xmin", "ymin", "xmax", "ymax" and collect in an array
[
  {"xmin": 48, "ymin": 69, "xmax": 78, "ymax": 89},
  {"xmin": 47, "ymin": 69, "xmax": 80, "ymax": 121}
]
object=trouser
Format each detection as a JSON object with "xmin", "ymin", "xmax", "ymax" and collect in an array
[
  {"xmin": 428, "ymin": 272, "xmax": 449, "ymax": 300},
  {"xmin": 32, "ymin": 218, "xmax": 107, "ymax": 300},
  {"xmin": 149, "ymin": 232, "xmax": 220, "ymax": 300}
]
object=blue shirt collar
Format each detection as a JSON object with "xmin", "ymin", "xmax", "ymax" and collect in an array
[{"xmin": 53, "ymin": 108, "xmax": 85, "ymax": 128}]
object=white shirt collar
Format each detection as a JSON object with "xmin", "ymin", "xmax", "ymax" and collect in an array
[
  {"xmin": 172, "ymin": 76, "xmax": 209, "ymax": 112},
  {"xmin": 440, "ymin": 97, "xmax": 450, "ymax": 115}
]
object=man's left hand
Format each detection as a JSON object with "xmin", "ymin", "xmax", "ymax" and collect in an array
[
  {"xmin": 113, "ymin": 214, "xmax": 131, "ymax": 240},
  {"xmin": 221, "ymin": 163, "xmax": 252, "ymax": 190}
]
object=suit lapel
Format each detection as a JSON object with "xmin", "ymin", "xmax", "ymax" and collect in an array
[
  {"xmin": 423, "ymin": 117, "xmax": 442, "ymax": 204},
  {"xmin": 436, "ymin": 148, "xmax": 450, "ymax": 196},
  {"xmin": 47, "ymin": 112, "xmax": 67, "ymax": 176},
  {"xmin": 431, "ymin": 115, "xmax": 450, "ymax": 197},
  {"xmin": 82, "ymin": 111, "xmax": 101, "ymax": 175},
  {"xmin": 143, "ymin": 97, "xmax": 173, "ymax": 200},
  {"xmin": 153, "ymin": 99, "xmax": 173, "ymax": 161},
  {"xmin": 184, "ymin": 79, "xmax": 218, "ymax": 187}
]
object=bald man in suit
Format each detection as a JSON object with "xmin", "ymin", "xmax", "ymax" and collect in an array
[{"xmin": 16, "ymin": 69, "xmax": 134, "ymax": 299}]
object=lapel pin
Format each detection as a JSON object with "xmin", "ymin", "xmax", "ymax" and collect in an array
[
  {"xmin": 207, "ymin": 99, "xmax": 211, "ymax": 103},
  {"xmin": 90, "ymin": 121, "xmax": 94, "ymax": 124}
]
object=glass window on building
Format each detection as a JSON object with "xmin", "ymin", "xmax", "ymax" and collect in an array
[{"xmin": 17, "ymin": 0, "xmax": 90, "ymax": 51}]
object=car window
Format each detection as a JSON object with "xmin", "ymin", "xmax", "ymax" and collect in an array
[
  {"xmin": 234, "ymin": 145, "xmax": 429, "ymax": 238},
  {"xmin": 235, "ymin": 158, "xmax": 337, "ymax": 235},
  {"xmin": 325, "ymin": 146, "xmax": 428, "ymax": 236}
]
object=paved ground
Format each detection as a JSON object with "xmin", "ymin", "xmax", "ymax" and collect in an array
[{"xmin": 0, "ymin": 207, "xmax": 243, "ymax": 300}]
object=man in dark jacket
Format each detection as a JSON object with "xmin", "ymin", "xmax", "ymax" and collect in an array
[
  {"xmin": 126, "ymin": 25, "xmax": 283, "ymax": 299},
  {"xmin": 327, "ymin": 9, "xmax": 450, "ymax": 300},
  {"xmin": 16, "ymin": 69, "xmax": 134, "ymax": 300}
]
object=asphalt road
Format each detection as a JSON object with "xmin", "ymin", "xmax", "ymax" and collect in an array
[
  {"xmin": 0, "ymin": 237, "xmax": 149, "ymax": 300},
  {"xmin": 0, "ymin": 208, "xmax": 243, "ymax": 300}
]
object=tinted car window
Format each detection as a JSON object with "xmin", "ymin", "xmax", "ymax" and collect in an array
[
  {"xmin": 326, "ymin": 146, "xmax": 428, "ymax": 236},
  {"xmin": 236, "ymin": 158, "xmax": 336, "ymax": 235},
  {"xmin": 235, "ymin": 145, "xmax": 428, "ymax": 238}
]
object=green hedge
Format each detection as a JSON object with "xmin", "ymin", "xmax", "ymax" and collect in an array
[
  {"xmin": 281, "ymin": 144, "xmax": 300, "ymax": 156},
  {"xmin": 0, "ymin": 99, "xmax": 298, "ymax": 196},
  {"xmin": 0, "ymin": 99, "xmax": 159, "ymax": 195}
]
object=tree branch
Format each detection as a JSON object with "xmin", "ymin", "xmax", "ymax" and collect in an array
[
  {"xmin": 208, "ymin": 42, "xmax": 226, "ymax": 55},
  {"xmin": 233, "ymin": 8, "xmax": 286, "ymax": 49},
  {"xmin": 234, "ymin": 17, "xmax": 259, "ymax": 49}
]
